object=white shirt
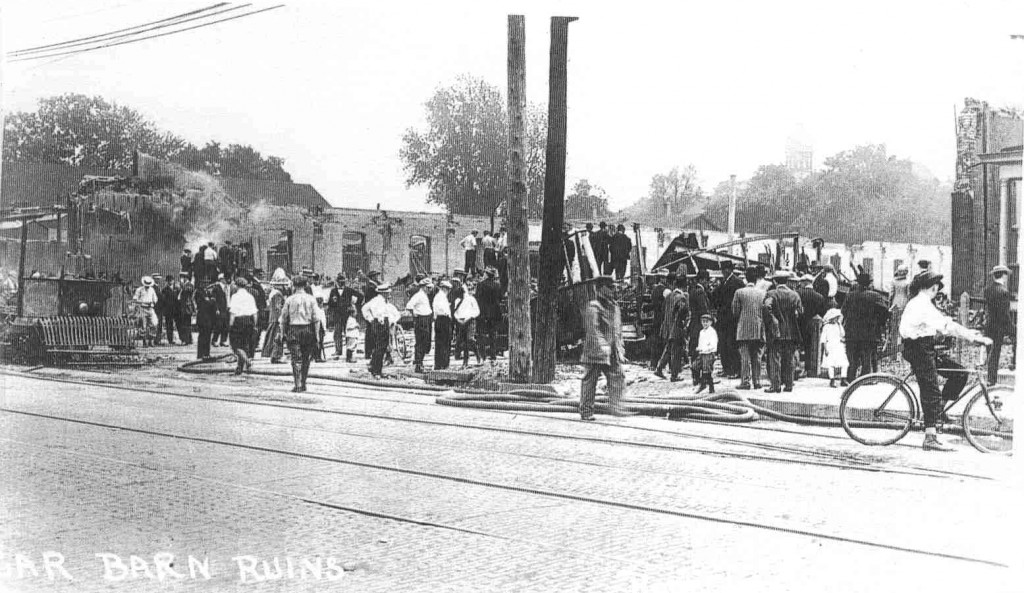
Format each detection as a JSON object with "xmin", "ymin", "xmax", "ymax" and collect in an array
[
  {"xmin": 454, "ymin": 293, "xmax": 480, "ymax": 323},
  {"xmin": 204, "ymin": 249, "xmax": 217, "ymax": 261},
  {"xmin": 482, "ymin": 235, "xmax": 496, "ymax": 250},
  {"xmin": 825, "ymin": 274, "xmax": 838, "ymax": 297},
  {"xmin": 406, "ymin": 290, "xmax": 433, "ymax": 316},
  {"xmin": 495, "ymin": 234, "xmax": 507, "ymax": 251},
  {"xmin": 362, "ymin": 295, "xmax": 400, "ymax": 323},
  {"xmin": 696, "ymin": 326, "xmax": 718, "ymax": 354},
  {"xmin": 433, "ymin": 292, "xmax": 452, "ymax": 317},
  {"xmin": 460, "ymin": 234, "xmax": 478, "ymax": 251},
  {"xmin": 899, "ymin": 292, "xmax": 973, "ymax": 340},
  {"xmin": 133, "ymin": 286, "xmax": 158, "ymax": 307},
  {"xmin": 228, "ymin": 289, "xmax": 258, "ymax": 316}
]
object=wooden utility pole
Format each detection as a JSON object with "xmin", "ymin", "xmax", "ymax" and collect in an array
[
  {"xmin": 506, "ymin": 15, "xmax": 532, "ymax": 383},
  {"xmin": 533, "ymin": 16, "xmax": 577, "ymax": 384}
]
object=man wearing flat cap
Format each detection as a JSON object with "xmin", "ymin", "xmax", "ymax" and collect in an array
[
  {"xmin": 900, "ymin": 270, "xmax": 990, "ymax": 451},
  {"xmin": 841, "ymin": 270, "xmax": 889, "ymax": 383},
  {"xmin": 579, "ymin": 276, "xmax": 627, "ymax": 420},
  {"xmin": 984, "ymin": 265, "xmax": 1015, "ymax": 385}
]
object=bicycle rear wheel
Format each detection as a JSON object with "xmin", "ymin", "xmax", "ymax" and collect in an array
[
  {"xmin": 840, "ymin": 374, "xmax": 916, "ymax": 446},
  {"xmin": 962, "ymin": 385, "xmax": 1013, "ymax": 454}
]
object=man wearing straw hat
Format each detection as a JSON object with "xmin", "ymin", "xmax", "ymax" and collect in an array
[
  {"xmin": 362, "ymin": 282, "xmax": 400, "ymax": 378},
  {"xmin": 133, "ymin": 275, "xmax": 159, "ymax": 347},
  {"xmin": 406, "ymin": 277, "xmax": 434, "ymax": 373},
  {"xmin": 262, "ymin": 269, "xmax": 290, "ymax": 364}
]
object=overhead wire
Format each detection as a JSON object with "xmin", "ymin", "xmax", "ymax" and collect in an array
[
  {"xmin": 9, "ymin": 5, "xmax": 285, "ymax": 63},
  {"xmin": 9, "ymin": 3, "xmax": 234, "ymax": 57}
]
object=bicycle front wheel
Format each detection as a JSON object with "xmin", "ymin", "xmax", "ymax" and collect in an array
[
  {"xmin": 962, "ymin": 385, "xmax": 1013, "ymax": 454},
  {"xmin": 840, "ymin": 374, "xmax": 916, "ymax": 446}
]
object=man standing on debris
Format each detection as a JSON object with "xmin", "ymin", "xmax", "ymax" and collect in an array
[
  {"xmin": 433, "ymin": 280, "xmax": 453, "ymax": 370},
  {"xmin": 712, "ymin": 261, "xmax": 744, "ymax": 379},
  {"xmin": 732, "ymin": 267, "xmax": 766, "ymax": 390},
  {"xmin": 579, "ymin": 275, "xmax": 627, "ymax": 421},
  {"xmin": 133, "ymin": 275, "xmax": 159, "ymax": 347},
  {"xmin": 590, "ymin": 221, "xmax": 611, "ymax": 275},
  {"xmin": 476, "ymin": 268, "xmax": 503, "ymax": 364},
  {"xmin": 361, "ymin": 282, "xmax": 400, "ymax": 378},
  {"xmin": 407, "ymin": 278, "xmax": 434, "ymax": 373},
  {"xmin": 460, "ymin": 230, "xmax": 479, "ymax": 274},
  {"xmin": 984, "ymin": 265, "xmax": 1015, "ymax": 386},
  {"xmin": 654, "ymin": 273, "xmax": 689, "ymax": 381},
  {"xmin": 841, "ymin": 271, "xmax": 889, "ymax": 382},
  {"xmin": 609, "ymin": 224, "xmax": 632, "ymax": 281},
  {"xmin": 280, "ymin": 275, "xmax": 320, "ymax": 391},
  {"xmin": 687, "ymin": 270, "xmax": 712, "ymax": 385},
  {"xmin": 482, "ymin": 230, "xmax": 497, "ymax": 268},
  {"xmin": 763, "ymin": 271, "xmax": 803, "ymax": 393},
  {"xmin": 228, "ymin": 277, "xmax": 258, "ymax": 375}
]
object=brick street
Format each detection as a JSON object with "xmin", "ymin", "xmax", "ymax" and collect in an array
[{"xmin": 0, "ymin": 363, "xmax": 1017, "ymax": 593}]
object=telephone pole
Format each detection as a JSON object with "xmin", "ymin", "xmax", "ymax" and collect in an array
[
  {"xmin": 533, "ymin": 16, "xmax": 577, "ymax": 383},
  {"xmin": 506, "ymin": 15, "xmax": 532, "ymax": 383}
]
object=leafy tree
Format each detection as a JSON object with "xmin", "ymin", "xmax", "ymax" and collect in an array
[
  {"xmin": 3, "ymin": 93, "xmax": 292, "ymax": 181},
  {"xmin": 565, "ymin": 179, "xmax": 610, "ymax": 220},
  {"xmin": 619, "ymin": 164, "xmax": 705, "ymax": 226},
  {"xmin": 400, "ymin": 76, "xmax": 547, "ymax": 217}
]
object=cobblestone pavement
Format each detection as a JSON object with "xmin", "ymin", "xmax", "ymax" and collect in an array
[{"xmin": 0, "ymin": 368, "xmax": 1019, "ymax": 593}]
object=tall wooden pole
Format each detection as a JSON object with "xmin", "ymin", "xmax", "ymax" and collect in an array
[
  {"xmin": 506, "ymin": 15, "xmax": 532, "ymax": 383},
  {"xmin": 533, "ymin": 16, "xmax": 577, "ymax": 384}
]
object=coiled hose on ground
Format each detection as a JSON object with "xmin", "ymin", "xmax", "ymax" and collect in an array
[{"xmin": 176, "ymin": 355, "xmax": 848, "ymax": 426}]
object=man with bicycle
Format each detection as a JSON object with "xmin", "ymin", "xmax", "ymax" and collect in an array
[{"xmin": 900, "ymin": 270, "xmax": 992, "ymax": 451}]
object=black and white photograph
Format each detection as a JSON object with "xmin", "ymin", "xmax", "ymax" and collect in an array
[{"xmin": 0, "ymin": 1, "xmax": 1021, "ymax": 591}]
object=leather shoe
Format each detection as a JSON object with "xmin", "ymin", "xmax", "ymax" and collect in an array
[
  {"xmin": 653, "ymin": 370, "xmax": 666, "ymax": 379},
  {"xmin": 783, "ymin": 387, "xmax": 793, "ymax": 392},
  {"xmin": 922, "ymin": 436, "xmax": 955, "ymax": 452},
  {"xmin": 764, "ymin": 387, "xmax": 781, "ymax": 393},
  {"xmin": 580, "ymin": 415, "xmax": 595, "ymax": 422},
  {"xmin": 737, "ymin": 384, "xmax": 752, "ymax": 390}
]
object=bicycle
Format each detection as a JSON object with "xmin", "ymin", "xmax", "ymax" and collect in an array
[{"xmin": 839, "ymin": 342, "xmax": 1013, "ymax": 454}]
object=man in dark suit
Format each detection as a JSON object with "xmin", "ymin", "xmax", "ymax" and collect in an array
[
  {"xmin": 218, "ymin": 241, "xmax": 236, "ymax": 280},
  {"xmin": 591, "ymin": 222, "xmax": 611, "ymax": 274},
  {"xmin": 655, "ymin": 274, "xmax": 689, "ymax": 381},
  {"xmin": 195, "ymin": 284, "xmax": 219, "ymax": 360},
  {"xmin": 362, "ymin": 270, "xmax": 381, "ymax": 359},
  {"xmin": 796, "ymin": 274, "xmax": 828, "ymax": 378},
  {"xmin": 764, "ymin": 271, "xmax": 803, "ymax": 392},
  {"xmin": 841, "ymin": 272, "xmax": 889, "ymax": 382},
  {"xmin": 476, "ymin": 268, "xmax": 503, "ymax": 362},
  {"xmin": 609, "ymin": 224, "xmax": 633, "ymax": 280},
  {"xmin": 984, "ymin": 265, "xmax": 1015, "ymax": 386},
  {"xmin": 211, "ymin": 275, "xmax": 230, "ymax": 347},
  {"xmin": 159, "ymin": 275, "xmax": 179, "ymax": 345},
  {"xmin": 648, "ymin": 270, "xmax": 670, "ymax": 369},
  {"xmin": 712, "ymin": 261, "xmax": 744, "ymax": 379}
]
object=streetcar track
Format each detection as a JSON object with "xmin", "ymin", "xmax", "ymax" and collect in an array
[
  {"xmin": 0, "ymin": 407, "xmax": 1007, "ymax": 569},
  {"xmin": 1, "ymin": 369, "xmax": 991, "ymax": 480}
]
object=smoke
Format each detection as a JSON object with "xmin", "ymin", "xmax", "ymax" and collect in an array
[{"xmin": 136, "ymin": 154, "xmax": 245, "ymax": 249}]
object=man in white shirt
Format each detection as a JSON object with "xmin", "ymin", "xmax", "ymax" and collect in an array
[
  {"xmin": 362, "ymin": 283, "xmax": 400, "ymax": 378},
  {"xmin": 900, "ymin": 270, "xmax": 990, "ymax": 451},
  {"xmin": 481, "ymin": 231, "xmax": 497, "ymax": 268},
  {"xmin": 460, "ymin": 231, "xmax": 479, "ymax": 274},
  {"xmin": 228, "ymin": 277, "xmax": 258, "ymax": 375},
  {"xmin": 433, "ymin": 280, "xmax": 453, "ymax": 370},
  {"xmin": 133, "ymin": 276, "xmax": 159, "ymax": 347},
  {"xmin": 406, "ymin": 278, "xmax": 434, "ymax": 373},
  {"xmin": 280, "ymin": 275, "xmax": 319, "ymax": 391},
  {"xmin": 453, "ymin": 281, "xmax": 482, "ymax": 368}
]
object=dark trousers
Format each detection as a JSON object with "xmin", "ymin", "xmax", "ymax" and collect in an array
[
  {"xmin": 717, "ymin": 319, "xmax": 739, "ymax": 376},
  {"xmin": 464, "ymin": 250, "xmax": 476, "ymax": 273},
  {"xmin": 484, "ymin": 248, "xmax": 496, "ymax": 268},
  {"xmin": 213, "ymin": 317, "xmax": 229, "ymax": 345},
  {"xmin": 196, "ymin": 324, "xmax": 212, "ymax": 359},
  {"xmin": 986, "ymin": 330, "xmax": 1006, "ymax": 385},
  {"xmin": 648, "ymin": 327, "xmax": 663, "ymax": 369},
  {"xmin": 286, "ymin": 324, "xmax": 318, "ymax": 387},
  {"xmin": 364, "ymin": 319, "xmax": 376, "ymax": 359},
  {"xmin": 434, "ymin": 316, "xmax": 452, "ymax": 370},
  {"xmin": 333, "ymin": 313, "xmax": 350, "ymax": 357},
  {"xmin": 229, "ymin": 316, "xmax": 256, "ymax": 373},
  {"xmin": 263, "ymin": 322, "xmax": 284, "ymax": 361},
  {"xmin": 738, "ymin": 340, "xmax": 764, "ymax": 387},
  {"xmin": 846, "ymin": 340, "xmax": 876, "ymax": 382},
  {"xmin": 767, "ymin": 339, "xmax": 797, "ymax": 390},
  {"xmin": 456, "ymin": 319, "xmax": 480, "ymax": 366},
  {"xmin": 478, "ymin": 317, "xmax": 499, "ymax": 360},
  {"xmin": 903, "ymin": 337, "xmax": 968, "ymax": 428},
  {"xmin": 612, "ymin": 258, "xmax": 627, "ymax": 280},
  {"xmin": 687, "ymin": 324, "xmax": 704, "ymax": 381},
  {"xmin": 413, "ymin": 315, "xmax": 432, "ymax": 366},
  {"xmin": 601, "ymin": 261, "xmax": 613, "ymax": 275},
  {"xmin": 580, "ymin": 350, "xmax": 624, "ymax": 418},
  {"xmin": 177, "ymin": 313, "xmax": 192, "ymax": 344},
  {"xmin": 162, "ymin": 314, "xmax": 176, "ymax": 343},
  {"xmin": 657, "ymin": 336, "xmax": 685, "ymax": 378},
  {"xmin": 368, "ymin": 321, "xmax": 390, "ymax": 376}
]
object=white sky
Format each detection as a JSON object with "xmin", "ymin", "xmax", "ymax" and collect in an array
[{"xmin": 3, "ymin": 0, "xmax": 1023, "ymax": 212}]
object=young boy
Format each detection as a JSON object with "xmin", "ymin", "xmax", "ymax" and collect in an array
[{"xmin": 695, "ymin": 313, "xmax": 718, "ymax": 393}]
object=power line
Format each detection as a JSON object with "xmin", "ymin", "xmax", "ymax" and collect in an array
[
  {"xmin": 9, "ymin": 5, "xmax": 285, "ymax": 63},
  {"xmin": 10, "ymin": 3, "xmax": 233, "ymax": 56}
]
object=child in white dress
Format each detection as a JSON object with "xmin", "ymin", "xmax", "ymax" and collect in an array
[{"xmin": 820, "ymin": 308, "xmax": 849, "ymax": 388}]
